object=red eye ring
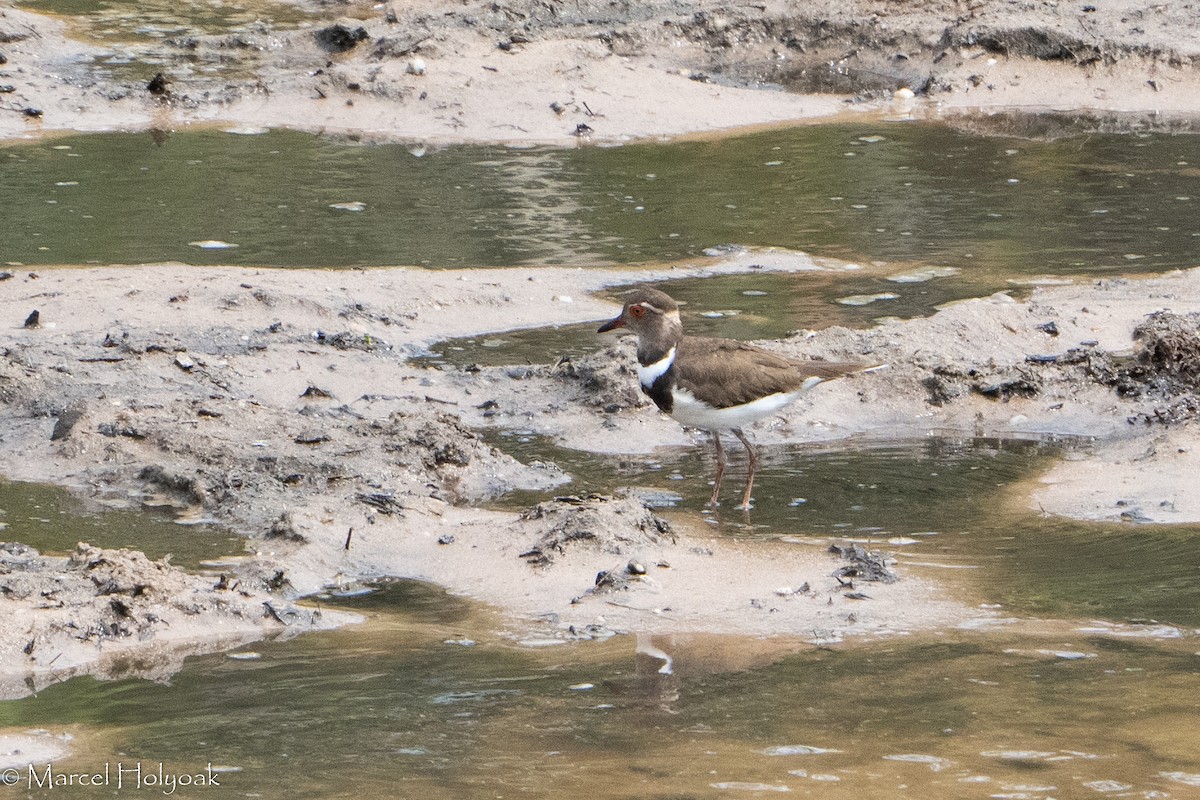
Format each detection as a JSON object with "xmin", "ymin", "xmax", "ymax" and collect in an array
[{"xmin": 629, "ymin": 305, "xmax": 646, "ymax": 318}]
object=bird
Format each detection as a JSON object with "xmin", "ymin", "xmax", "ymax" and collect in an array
[{"xmin": 597, "ymin": 287, "xmax": 867, "ymax": 510}]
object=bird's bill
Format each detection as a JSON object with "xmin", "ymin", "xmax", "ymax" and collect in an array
[{"xmin": 597, "ymin": 315, "xmax": 625, "ymax": 333}]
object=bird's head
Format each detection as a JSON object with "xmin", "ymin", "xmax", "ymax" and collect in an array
[{"xmin": 597, "ymin": 288, "xmax": 681, "ymax": 338}]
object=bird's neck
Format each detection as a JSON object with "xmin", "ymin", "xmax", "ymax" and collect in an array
[
  {"xmin": 636, "ymin": 320, "xmax": 683, "ymax": 368},
  {"xmin": 635, "ymin": 321, "xmax": 683, "ymax": 415}
]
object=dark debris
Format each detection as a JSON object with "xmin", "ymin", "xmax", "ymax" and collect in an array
[{"xmin": 829, "ymin": 542, "xmax": 897, "ymax": 584}]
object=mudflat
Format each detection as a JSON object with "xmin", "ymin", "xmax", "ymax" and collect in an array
[{"xmin": 2, "ymin": 0, "xmax": 1199, "ymax": 699}]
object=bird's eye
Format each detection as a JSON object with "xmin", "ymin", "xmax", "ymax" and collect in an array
[{"xmin": 629, "ymin": 305, "xmax": 646, "ymax": 318}]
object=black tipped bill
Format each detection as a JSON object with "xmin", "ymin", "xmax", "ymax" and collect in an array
[{"xmin": 597, "ymin": 315, "xmax": 624, "ymax": 333}]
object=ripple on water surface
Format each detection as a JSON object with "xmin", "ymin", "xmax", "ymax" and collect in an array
[
  {"xmin": 0, "ymin": 548, "xmax": 1196, "ymax": 799},
  {"xmin": 7, "ymin": 123, "xmax": 1200, "ymax": 276}
]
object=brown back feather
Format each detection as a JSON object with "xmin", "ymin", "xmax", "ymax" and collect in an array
[{"xmin": 675, "ymin": 336, "xmax": 864, "ymax": 408}]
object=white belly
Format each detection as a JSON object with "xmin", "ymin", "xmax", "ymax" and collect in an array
[{"xmin": 670, "ymin": 387, "xmax": 808, "ymax": 431}]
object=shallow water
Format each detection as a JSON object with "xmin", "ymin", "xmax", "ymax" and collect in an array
[
  {"xmin": 16, "ymin": 0, "xmax": 321, "ymax": 44},
  {"xmin": 5, "ymin": 122, "xmax": 1200, "ymax": 275},
  {"xmin": 2, "ymin": 579, "xmax": 1197, "ymax": 799},
  {"xmin": 14, "ymin": 0, "xmax": 323, "ymax": 83},
  {"xmin": 0, "ymin": 479, "xmax": 243, "ymax": 568}
]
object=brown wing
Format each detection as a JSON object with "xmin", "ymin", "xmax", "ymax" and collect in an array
[{"xmin": 675, "ymin": 336, "xmax": 864, "ymax": 409}]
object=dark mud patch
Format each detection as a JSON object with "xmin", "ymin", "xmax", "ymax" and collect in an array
[
  {"xmin": 924, "ymin": 363, "xmax": 1043, "ymax": 405},
  {"xmin": 1097, "ymin": 311, "xmax": 1200, "ymax": 424},
  {"xmin": 315, "ymin": 21, "xmax": 369, "ymax": 54},
  {"xmin": 922, "ymin": 310, "xmax": 1200, "ymax": 425},
  {"xmin": 517, "ymin": 494, "xmax": 672, "ymax": 567},
  {"xmin": 1126, "ymin": 311, "xmax": 1200, "ymax": 391},
  {"xmin": 944, "ymin": 110, "xmax": 1200, "ymax": 141},
  {"xmin": 830, "ymin": 542, "xmax": 897, "ymax": 585}
]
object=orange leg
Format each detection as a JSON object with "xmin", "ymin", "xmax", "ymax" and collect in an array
[
  {"xmin": 708, "ymin": 432, "xmax": 726, "ymax": 507},
  {"xmin": 732, "ymin": 428, "xmax": 758, "ymax": 510}
]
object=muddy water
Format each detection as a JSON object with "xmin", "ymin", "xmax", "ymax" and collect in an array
[
  {"xmin": 0, "ymin": 479, "xmax": 244, "ymax": 568},
  {"xmin": 4, "ymin": 122, "xmax": 1200, "ymax": 273},
  {"xmin": 1, "ymin": 579, "xmax": 1197, "ymax": 799},
  {"xmin": 14, "ymin": 0, "xmax": 323, "ymax": 83},
  {"xmin": 16, "ymin": 0, "xmax": 321, "ymax": 44}
]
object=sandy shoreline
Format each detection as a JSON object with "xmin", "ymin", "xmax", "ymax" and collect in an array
[{"xmin": 3, "ymin": 0, "xmax": 1200, "ymax": 709}]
